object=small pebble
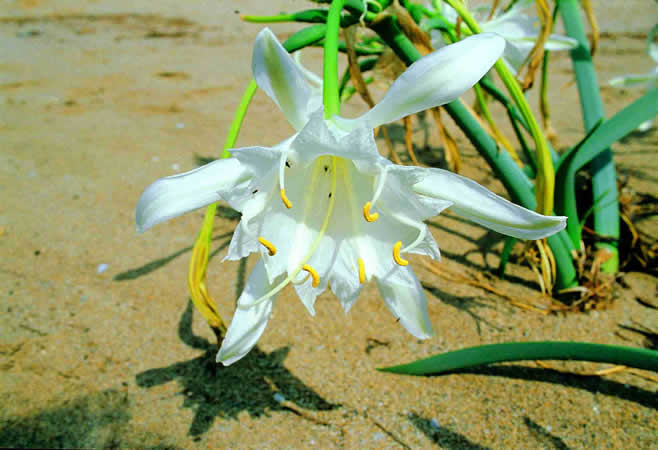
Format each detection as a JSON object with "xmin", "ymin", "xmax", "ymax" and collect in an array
[
  {"xmin": 151, "ymin": 156, "xmax": 160, "ymax": 162},
  {"xmin": 545, "ymin": 425, "xmax": 553, "ymax": 432},
  {"xmin": 171, "ymin": 163, "xmax": 180, "ymax": 171},
  {"xmin": 176, "ymin": 122, "xmax": 185, "ymax": 129},
  {"xmin": 97, "ymin": 263, "xmax": 109, "ymax": 274}
]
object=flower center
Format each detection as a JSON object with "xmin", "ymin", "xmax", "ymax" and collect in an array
[{"xmin": 241, "ymin": 155, "xmax": 338, "ymax": 308}]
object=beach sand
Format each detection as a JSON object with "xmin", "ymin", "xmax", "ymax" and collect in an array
[{"xmin": 1, "ymin": 1, "xmax": 656, "ymax": 447}]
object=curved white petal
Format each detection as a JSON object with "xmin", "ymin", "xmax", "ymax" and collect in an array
[
  {"xmin": 609, "ymin": 72, "xmax": 656, "ymax": 88},
  {"xmin": 252, "ymin": 28, "xmax": 316, "ymax": 131},
  {"xmin": 412, "ymin": 167, "xmax": 566, "ymax": 239},
  {"xmin": 485, "ymin": 14, "xmax": 536, "ymax": 41},
  {"xmin": 293, "ymin": 51, "xmax": 323, "ymax": 91},
  {"xmin": 216, "ymin": 260, "xmax": 279, "ymax": 366},
  {"xmin": 543, "ymin": 34, "xmax": 578, "ymax": 52},
  {"xmin": 136, "ymin": 158, "xmax": 249, "ymax": 233},
  {"xmin": 374, "ymin": 266, "xmax": 434, "ymax": 339},
  {"xmin": 338, "ymin": 33, "xmax": 505, "ymax": 130}
]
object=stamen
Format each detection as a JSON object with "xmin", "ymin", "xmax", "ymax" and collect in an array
[
  {"xmin": 258, "ymin": 237, "xmax": 277, "ymax": 256},
  {"xmin": 279, "ymin": 153, "xmax": 292, "ymax": 208},
  {"xmin": 292, "ymin": 272, "xmax": 310, "ymax": 285},
  {"xmin": 302, "ymin": 264, "xmax": 319, "ymax": 287},
  {"xmin": 357, "ymin": 258, "xmax": 366, "ymax": 284},
  {"xmin": 238, "ymin": 157, "xmax": 338, "ymax": 310},
  {"xmin": 393, "ymin": 241, "xmax": 409, "ymax": 266},
  {"xmin": 280, "ymin": 188, "xmax": 292, "ymax": 209},
  {"xmin": 370, "ymin": 165, "xmax": 390, "ymax": 208},
  {"xmin": 363, "ymin": 202, "xmax": 379, "ymax": 222},
  {"xmin": 378, "ymin": 203, "xmax": 428, "ymax": 254}
]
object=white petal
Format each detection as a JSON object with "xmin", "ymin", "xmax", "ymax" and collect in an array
[
  {"xmin": 216, "ymin": 260, "xmax": 279, "ymax": 366},
  {"xmin": 292, "ymin": 109, "xmax": 383, "ymax": 172},
  {"xmin": 501, "ymin": 43, "xmax": 528, "ymax": 74},
  {"xmin": 136, "ymin": 158, "xmax": 249, "ymax": 233},
  {"xmin": 252, "ymin": 28, "xmax": 316, "ymax": 131},
  {"xmin": 338, "ymin": 33, "xmax": 505, "ymax": 130},
  {"xmin": 375, "ymin": 266, "xmax": 434, "ymax": 339},
  {"xmin": 293, "ymin": 51, "xmax": 323, "ymax": 91},
  {"xmin": 637, "ymin": 118, "xmax": 653, "ymax": 132},
  {"xmin": 609, "ymin": 72, "xmax": 656, "ymax": 88},
  {"xmin": 649, "ymin": 41, "xmax": 658, "ymax": 64},
  {"xmin": 543, "ymin": 35, "xmax": 578, "ymax": 52},
  {"xmin": 412, "ymin": 167, "xmax": 566, "ymax": 239},
  {"xmin": 328, "ymin": 249, "xmax": 363, "ymax": 313}
]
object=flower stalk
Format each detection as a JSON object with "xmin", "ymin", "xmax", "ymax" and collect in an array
[
  {"xmin": 187, "ymin": 79, "xmax": 258, "ymax": 340},
  {"xmin": 442, "ymin": 0, "xmax": 555, "ymax": 216},
  {"xmin": 323, "ymin": 0, "xmax": 345, "ymax": 118},
  {"xmin": 369, "ymin": 11, "xmax": 577, "ymax": 289}
]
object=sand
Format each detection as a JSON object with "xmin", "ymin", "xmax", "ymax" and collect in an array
[{"xmin": 1, "ymin": 0, "xmax": 656, "ymax": 448}]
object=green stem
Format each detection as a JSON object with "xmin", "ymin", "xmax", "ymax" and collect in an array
[
  {"xmin": 370, "ymin": 12, "xmax": 577, "ymax": 289},
  {"xmin": 559, "ymin": 0, "xmax": 619, "ymax": 272},
  {"xmin": 444, "ymin": 0, "xmax": 556, "ymax": 216},
  {"xmin": 555, "ymin": 89, "xmax": 658, "ymax": 245},
  {"xmin": 282, "ymin": 24, "xmax": 328, "ymax": 53},
  {"xmin": 497, "ymin": 236, "xmax": 517, "ymax": 277},
  {"xmin": 221, "ymin": 80, "xmax": 258, "ymax": 158},
  {"xmin": 379, "ymin": 342, "xmax": 658, "ymax": 374},
  {"xmin": 473, "ymin": 82, "xmax": 523, "ymax": 167},
  {"xmin": 323, "ymin": 0, "xmax": 345, "ymax": 118}
]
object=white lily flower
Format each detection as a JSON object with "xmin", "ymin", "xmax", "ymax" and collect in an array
[
  {"xmin": 433, "ymin": 0, "xmax": 578, "ymax": 74},
  {"xmin": 609, "ymin": 26, "xmax": 658, "ymax": 131},
  {"xmin": 136, "ymin": 28, "xmax": 566, "ymax": 366}
]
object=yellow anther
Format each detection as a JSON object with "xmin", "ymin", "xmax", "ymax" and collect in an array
[
  {"xmin": 302, "ymin": 264, "xmax": 319, "ymax": 287},
  {"xmin": 357, "ymin": 258, "xmax": 366, "ymax": 284},
  {"xmin": 363, "ymin": 202, "xmax": 379, "ymax": 222},
  {"xmin": 393, "ymin": 241, "xmax": 409, "ymax": 266},
  {"xmin": 280, "ymin": 188, "xmax": 292, "ymax": 209},
  {"xmin": 258, "ymin": 237, "xmax": 277, "ymax": 256}
]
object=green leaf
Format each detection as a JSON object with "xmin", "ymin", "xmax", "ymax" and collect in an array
[
  {"xmin": 555, "ymin": 89, "xmax": 658, "ymax": 245},
  {"xmin": 378, "ymin": 342, "xmax": 658, "ymax": 375},
  {"xmin": 560, "ymin": 0, "xmax": 619, "ymax": 271}
]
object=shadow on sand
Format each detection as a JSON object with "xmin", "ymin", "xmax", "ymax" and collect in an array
[
  {"xmin": 135, "ymin": 300, "xmax": 340, "ymax": 436},
  {"xmin": 0, "ymin": 389, "xmax": 154, "ymax": 448}
]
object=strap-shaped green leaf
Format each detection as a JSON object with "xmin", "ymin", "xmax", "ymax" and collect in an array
[{"xmin": 379, "ymin": 341, "xmax": 658, "ymax": 375}]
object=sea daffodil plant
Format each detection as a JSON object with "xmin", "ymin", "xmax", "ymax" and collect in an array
[{"xmin": 136, "ymin": 28, "xmax": 566, "ymax": 365}]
